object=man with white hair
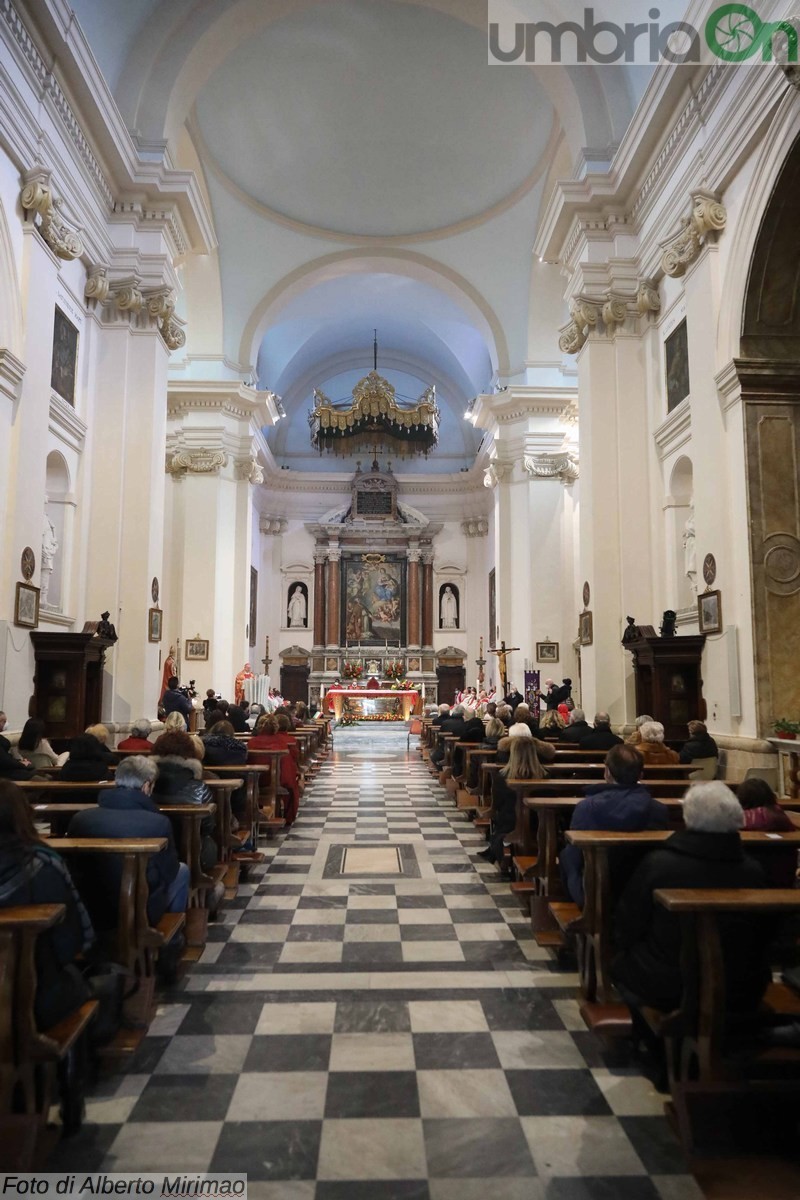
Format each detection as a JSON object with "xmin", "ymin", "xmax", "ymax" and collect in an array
[
  {"xmin": 612, "ymin": 782, "xmax": 769, "ymax": 1016},
  {"xmin": 429, "ymin": 704, "xmax": 468, "ymax": 767},
  {"xmin": 68, "ymin": 755, "xmax": 190, "ymax": 924},
  {"xmin": 559, "ymin": 706, "xmax": 592, "ymax": 743}
]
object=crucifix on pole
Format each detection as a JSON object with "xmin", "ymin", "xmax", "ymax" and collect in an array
[
  {"xmin": 261, "ymin": 636, "xmax": 272, "ymax": 676},
  {"xmin": 488, "ymin": 638, "xmax": 519, "ymax": 699},
  {"xmin": 475, "ymin": 635, "xmax": 486, "ymax": 689}
]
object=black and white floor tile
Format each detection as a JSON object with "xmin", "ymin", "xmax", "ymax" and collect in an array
[{"xmin": 52, "ymin": 725, "xmax": 703, "ymax": 1198}]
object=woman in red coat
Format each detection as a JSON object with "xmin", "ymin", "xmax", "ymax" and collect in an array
[{"xmin": 249, "ymin": 715, "xmax": 301, "ymax": 825}]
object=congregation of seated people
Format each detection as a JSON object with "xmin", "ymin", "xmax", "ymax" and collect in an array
[
  {"xmin": 423, "ymin": 693, "xmax": 800, "ymax": 1109},
  {"xmin": 0, "ymin": 695, "xmax": 325, "ymax": 1157}
]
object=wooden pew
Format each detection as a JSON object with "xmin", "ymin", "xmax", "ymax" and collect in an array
[
  {"xmin": 244, "ymin": 750, "xmax": 291, "ymax": 828},
  {"xmin": 0, "ymin": 904, "xmax": 98, "ymax": 1167},
  {"xmin": 19, "ymin": 776, "xmax": 242, "ymax": 877},
  {"xmin": 651, "ymin": 885, "xmax": 800, "ymax": 1153},
  {"xmin": 565, "ymin": 830, "xmax": 800, "ymax": 1011},
  {"xmin": 33, "ymin": 801, "xmax": 218, "ymax": 949}
]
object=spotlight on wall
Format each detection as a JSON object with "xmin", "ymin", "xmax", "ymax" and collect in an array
[{"xmin": 464, "ymin": 397, "xmax": 476, "ymax": 421}]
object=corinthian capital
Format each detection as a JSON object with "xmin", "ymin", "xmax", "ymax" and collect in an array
[
  {"xmin": 20, "ymin": 170, "xmax": 83, "ymax": 260},
  {"xmin": 636, "ymin": 279, "xmax": 661, "ymax": 316},
  {"xmin": 523, "ymin": 451, "xmax": 580, "ymax": 485},
  {"xmin": 111, "ymin": 277, "xmax": 144, "ymax": 312},
  {"xmin": 601, "ymin": 294, "xmax": 627, "ymax": 334},
  {"xmin": 235, "ymin": 455, "xmax": 264, "ymax": 485},
  {"xmin": 160, "ymin": 314, "xmax": 186, "ymax": 351},
  {"xmin": 144, "ymin": 287, "xmax": 176, "ymax": 322},
  {"xmin": 483, "ymin": 462, "xmax": 512, "ymax": 489},
  {"xmin": 167, "ymin": 446, "xmax": 227, "ymax": 476},
  {"xmin": 261, "ymin": 515, "xmax": 288, "ymax": 535},
  {"xmin": 660, "ymin": 190, "xmax": 727, "ymax": 278},
  {"xmin": 84, "ymin": 264, "xmax": 110, "ymax": 304},
  {"xmin": 558, "ymin": 319, "xmax": 587, "ymax": 355}
]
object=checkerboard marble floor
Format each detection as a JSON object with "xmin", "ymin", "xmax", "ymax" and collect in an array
[{"xmin": 52, "ymin": 726, "xmax": 704, "ymax": 1198}]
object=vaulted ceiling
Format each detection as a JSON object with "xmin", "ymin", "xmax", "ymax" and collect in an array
[{"xmin": 68, "ymin": 0, "xmax": 655, "ymax": 474}]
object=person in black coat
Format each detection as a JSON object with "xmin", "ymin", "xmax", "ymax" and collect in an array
[
  {"xmin": 478, "ymin": 737, "xmax": 549, "ymax": 867},
  {"xmin": 162, "ymin": 676, "xmax": 194, "ymax": 723},
  {"xmin": 0, "ymin": 735, "xmax": 35, "ymax": 781},
  {"xmin": 578, "ymin": 712, "xmax": 623, "ymax": 752},
  {"xmin": 227, "ymin": 704, "xmax": 248, "ymax": 733},
  {"xmin": 612, "ymin": 782, "xmax": 769, "ymax": 1015},
  {"xmin": 504, "ymin": 687, "xmax": 524, "ymax": 711},
  {"xmin": 679, "ymin": 719, "xmax": 719, "ymax": 764},
  {"xmin": 68, "ymin": 755, "xmax": 189, "ymax": 927},
  {"xmin": 541, "ymin": 678, "xmax": 573, "ymax": 710},
  {"xmin": 559, "ymin": 708, "xmax": 592, "ymax": 743},
  {"xmin": 0, "ymin": 781, "xmax": 94, "ymax": 1028},
  {"xmin": 429, "ymin": 707, "xmax": 468, "ymax": 766},
  {"xmin": 57, "ymin": 733, "xmax": 112, "ymax": 799},
  {"xmin": 560, "ymin": 745, "xmax": 670, "ymax": 906}
]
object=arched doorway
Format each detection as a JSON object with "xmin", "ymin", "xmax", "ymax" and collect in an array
[{"xmin": 737, "ymin": 132, "xmax": 800, "ymax": 733}]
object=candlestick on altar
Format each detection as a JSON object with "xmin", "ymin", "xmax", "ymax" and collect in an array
[{"xmin": 261, "ymin": 636, "xmax": 271, "ymax": 674}]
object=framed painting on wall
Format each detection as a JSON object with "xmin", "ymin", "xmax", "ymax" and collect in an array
[
  {"xmin": 148, "ymin": 607, "xmax": 162, "ymax": 643},
  {"xmin": 185, "ymin": 637, "xmax": 209, "ymax": 661},
  {"xmin": 15, "ymin": 582, "xmax": 40, "ymax": 628},
  {"xmin": 250, "ymin": 566, "xmax": 258, "ymax": 648},
  {"xmin": 665, "ymin": 318, "xmax": 690, "ymax": 413},
  {"xmin": 579, "ymin": 611, "xmax": 593, "ymax": 646},
  {"xmin": 341, "ymin": 555, "xmax": 404, "ymax": 646},
  {"xmin": 50, "ymin": 306, "xmax": 79, "ymax": 406},
  {"xmin": 698, "ymin": 589, "xmax": 722, "ymax": 634},
  {"xmin": 536, "ymin": 641, "xmax": 559, "ymax": 663}
]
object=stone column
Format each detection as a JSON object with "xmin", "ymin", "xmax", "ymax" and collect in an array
[
  {"xmin": 421, "ymin": 553, "xmax": 434, "ymax": 647},
  {"xmin": 407, "ymin": 544, "xmax": 421, "ymax": 649},
  {"xmin": 575, "ymin": 332, "xmax": 651, "ymax": 722},
  {"xmin": 164, "ymin": 383, "xmax": 275, "ymax": 705},
  {"xmin": 326, "ymin": 543, "xmax": 341, "ymax": 648},
  {"xmin": 313, "ymin": 550, "xmax": 326, "ymax": 648}
]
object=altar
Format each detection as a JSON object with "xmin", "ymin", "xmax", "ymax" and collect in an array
[{"xmin": 323, "ymin": 686, "xmax": 422, "ymax": 721}]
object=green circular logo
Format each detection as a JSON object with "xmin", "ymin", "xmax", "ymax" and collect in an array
[{"xmin": 706, "ymin": 3, "xmax": 763, "ymax": 60}]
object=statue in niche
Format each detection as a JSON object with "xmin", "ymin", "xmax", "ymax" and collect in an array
[
  {"xmin": 40, "ymin": 509, "xmax": 58, "ymax": 607},
  {"xmin": 288, "ymin": 584, "xmax": 308, "ymax": 628},
  {"xmin": 440, "ymin": 586, "xmax": 458, "ymax": 629},
  {"xmin": 683, "ymin": 508, "xmax": 697, "ymax": 594}
]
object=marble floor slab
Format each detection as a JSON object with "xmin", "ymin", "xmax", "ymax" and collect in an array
[{"xmin": 50, "ymin": 724, "xmax": 699, "ymax": 1197}]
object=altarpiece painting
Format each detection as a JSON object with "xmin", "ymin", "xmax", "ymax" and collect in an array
[{"xmin": 342, "ymin": 555, "xmax": 405, "ymax": 645}]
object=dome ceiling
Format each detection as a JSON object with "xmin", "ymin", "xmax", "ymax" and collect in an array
[{"xmin": 192, "ymin": 1, "xmax": 553, "ymax": 238}]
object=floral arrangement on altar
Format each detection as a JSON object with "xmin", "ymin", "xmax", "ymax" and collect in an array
[
  {"xmin": 342, "ymin": 661, "xmax": 364, "ymax": 680},
  {"xmin": 338, "ymin": 710, "xmax": 360, "ymax": 726},
  {"xmin": 389, "ymin": 679, "xmax": 420, "ymax": 691},
  {"xmin": 384, "ymin": 660, "xmax": 405, "ymax": 681}
]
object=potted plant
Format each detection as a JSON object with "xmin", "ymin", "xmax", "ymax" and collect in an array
[{"xmin": 773, "ymin": 718, "xmax": 800, "ymax": 740}]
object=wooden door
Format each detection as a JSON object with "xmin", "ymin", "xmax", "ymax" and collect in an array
[
  {"xmin": 280, "ymin": 665, "xmax": 309, "ymax": 705},
  {"xmin": 436, "ymin": 666, "xmax": 465, "ymax": 705}
]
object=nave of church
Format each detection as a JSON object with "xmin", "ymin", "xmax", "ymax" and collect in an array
[
  {"xmin": 4, "ymin": 0, "xmax": 800, "ymax": 1190},
  {"xmin": 47, "ymin": 728, "xmax": 702, "ymax": 1197}
]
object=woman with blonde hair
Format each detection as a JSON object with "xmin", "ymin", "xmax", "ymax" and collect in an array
[
  {"xmin": 163, "ymin": 711, "xmax": 188, "ymax": 734},
  {"xmin": 478, "ymin": 737, "xmax": 548, "ymax": 868},
  {"xmin": 538, "ymin": 709, "xmax": 566, "ymax": 739}
]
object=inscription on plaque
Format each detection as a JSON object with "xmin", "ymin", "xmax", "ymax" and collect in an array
[{"xmin": 356, "ymin": 489, "xmax": 393, "ymax": 517}]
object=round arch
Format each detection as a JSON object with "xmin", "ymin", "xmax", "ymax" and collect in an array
[
  {"xmin": 717, "ymin": 92, "xmax": 800, "ymax": 367},
  {"xmin": 0, "ymin": 191, "xmax": 22, "ymax": 357},
  {"xmin": 238, "ymin": 249, "xmax": 509, "ymax": 377},
  {"xmin": 118, "ymin": 0, "xmax": 623, "ymax": 165}
]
